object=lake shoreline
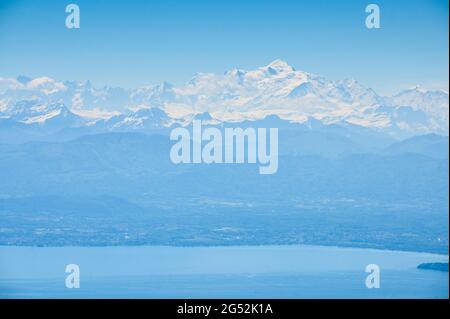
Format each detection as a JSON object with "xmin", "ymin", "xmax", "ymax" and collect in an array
[{"xmin": 0, "ymin": 242, "xmax": 448, "ymax": 256}]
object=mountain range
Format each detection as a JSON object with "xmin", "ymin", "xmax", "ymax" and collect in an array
[{"xmin": 0, "ymin": 60, "xmax": 448, "ymax": 144}]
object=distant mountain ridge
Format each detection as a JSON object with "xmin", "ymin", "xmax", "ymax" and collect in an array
[
  {"xmin": 1, "ymin": 60, "xmax": 448, "ymax": 142},
  {"xmin": 384, "ymin": 134, "xmax": 449, "ymax": 159}
]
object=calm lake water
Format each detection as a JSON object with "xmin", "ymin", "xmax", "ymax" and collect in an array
[{"xmin": 0, "ymin": 245, "xmax": 448, "ymax": 298}]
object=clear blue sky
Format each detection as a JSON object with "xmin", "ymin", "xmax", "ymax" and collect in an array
[{"xmin": 0, "ymin": 0, "xmax": 448, "ymax": 94}]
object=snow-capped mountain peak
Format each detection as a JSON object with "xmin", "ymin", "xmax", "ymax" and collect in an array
[
  {"xmin": 263, "ymin": 59, "xmax": 296, "ymax": 73},
  {"xmin": 390, "ymin": 86, "xmax": 449, "ymax": 124},
  {"xmin": 26, "ymin": 77, "xmax": 67, "ymax": 94}
]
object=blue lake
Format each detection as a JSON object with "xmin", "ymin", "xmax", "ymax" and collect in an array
[{"xmin": 0, "ymin": 245, "xmax": 448, "ymax": 298}]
